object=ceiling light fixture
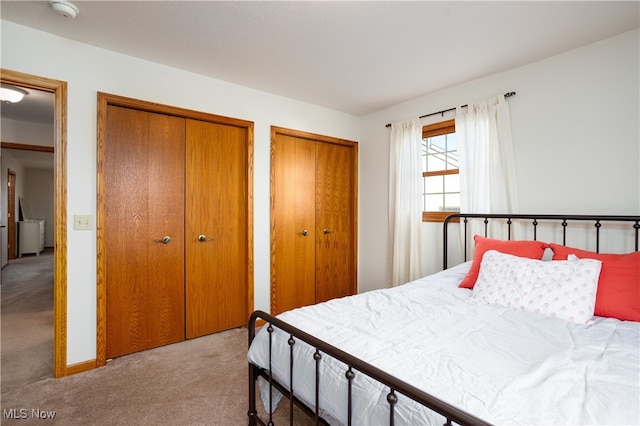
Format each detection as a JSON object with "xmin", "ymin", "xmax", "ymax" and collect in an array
[
  {"xmin": 49, "ymin": 0, "xmax": 79, "ymax": 19},
  {"xmin": 0, "ymin": 84, "xmax": 28, "ymax": 103}
]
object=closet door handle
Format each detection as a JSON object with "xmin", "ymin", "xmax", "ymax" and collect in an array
[
  {"xmin": 301, "ymin": 229, "xmax": 309, "ymax": 236},
  {"xmin": 323, "ymin": 228, "xmax": 333, "ymax": 235},
  {"xmin": 198, "ymin": 234, "xmax": 213, "ymax": 242},
  {"xmin": 155, "ymin": 236, "xmax": 171, "ymax": 244}
]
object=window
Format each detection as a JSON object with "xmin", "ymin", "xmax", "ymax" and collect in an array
[{"xmin": 422, "ymin": 119, "xmax": 459, "ymax": 222}]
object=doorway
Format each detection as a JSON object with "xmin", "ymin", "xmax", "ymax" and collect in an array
[{"xmin": 0, "ymin": 69, "xmax": 68, "ymax": 377}]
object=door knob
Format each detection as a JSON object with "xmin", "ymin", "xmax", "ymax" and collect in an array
[
  {"xmin": 198, "ymin": 234, "xmax": 213, "ymax": 242},
  {"xmin": 156, "ymin": 236, "xmax": 171, "ymax": 244},
  {"xmin": 323, "ymin": 228, "xmax": 333, "ymax": 235},
  {"xmin": 301, "ymin": 229, "xmax": 309, "ymax": 236}
]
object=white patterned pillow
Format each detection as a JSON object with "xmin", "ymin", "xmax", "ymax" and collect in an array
[{"xmin": 472, "ymin": 250, "xmax": 602, "ymax": 323}]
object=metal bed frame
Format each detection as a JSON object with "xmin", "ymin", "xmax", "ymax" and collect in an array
[
  {"xmin": 443, "ymin": 213, "xmax": 640, "ymax": 269},
  {"xmin": 248, "ymin": 213, "xmax": 640, "ymax": 426}
]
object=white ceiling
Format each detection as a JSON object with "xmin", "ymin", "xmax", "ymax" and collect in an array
[
  {"xmin": 1, "ymin": 86, "xmax": 54, "ymax": 169},
  {"xmin": 1, "ymin": 1, "xmax": 638, "ymax": 117},
  {"xmin": 1, "ymin": 86, "xmax": 54, "ymax": 124}
]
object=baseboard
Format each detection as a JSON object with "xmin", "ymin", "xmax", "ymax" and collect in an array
[{"xmin": 64, "ymin": 359, "xmax": 97, "ymax": 376}]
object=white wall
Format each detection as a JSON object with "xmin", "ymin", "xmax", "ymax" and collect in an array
[
  {"xmin": 1, "ymin": 117, "xmax": 54, "ymax": 146},
  {"xmin": 1, "ymin": 118, "xmax": 55, "ymax": 255},
  {"xmin": 358, "ymin": 29, "xmax": 640, "ymax": 293},
  {"xmin": 1, "ymin": 21, "xmax": 360, "ymax": 365},
  {"xmin": 0, "ymin": 117, "xmax": 54, "ymax": 267},
  {"xmin": 25, "ymin": 168, "xmax": 55, "ymax": 248},
  {"xmin": 0, "ymin": 162, "xmax": 55, "ymax": 261}
]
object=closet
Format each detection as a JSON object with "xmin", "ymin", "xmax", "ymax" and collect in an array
[
  {"xmin": 270, "ymin": 126, "xmax": 357, "ymax": 315},
  {"xmin": 97, "ymin": 94, "xmax": 253, "ymax": 362}
]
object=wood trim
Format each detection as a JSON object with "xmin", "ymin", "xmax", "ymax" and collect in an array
[
  {"xmin": 96, "ymin": 94, "xmax": 107, "ymax": 367},
  {"xmin": 96, "ymin": 92, "xmax": 253, "ymax": 128},
  {"xmin": 7, "ymin": 169, "xmax": 16, "ymax": 260},
  {"xmin": 64, "ymin": 359, "xmax": 97, "ymax": 376},
  {"xmin": 1, "ymin": 69, "xmax": 68, "ymax": 378},
  {"xmin": 271, "ymin": 125, "xmax": 357, "ymax": 148},
  {"xmin": 423, "ymin": 169, "xmax": 459, "ymax": 177},
  {"xmin": 96, "ymin": 92, "xmax": 255, "ymax": 366},
  {"xmin": 352, "ymin": 141, "xmax": 359, "ymax": 293},
  {"xmin": 423, "ymin": 211, "xmax": 460, "ymax": 223},
  {"xmin": 1, "ymin": 142, "xmax": 54, "ymax": 153},
  {"xmin": 422, "ymin": 119, "xmax": 455, "ymax": 138},
  {"xmin": 246, "ymin": 123, "xmax": 255, "ymax": 315}
]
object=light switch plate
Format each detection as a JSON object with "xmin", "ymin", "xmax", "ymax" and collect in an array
[{"xmin": 74, "ymin": 214, "xmax": 93, "ymax": 230}]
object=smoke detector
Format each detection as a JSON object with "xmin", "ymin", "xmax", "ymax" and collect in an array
[{"xmin": 49, "ymin": 0, "xmax": 79, "ymax": 19}]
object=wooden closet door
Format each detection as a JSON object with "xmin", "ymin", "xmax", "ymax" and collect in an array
[
  {"xmin": 105, "ymin": 106, "xmax": 185, "ymax": 359},
  {"xmin": 315, "ymin": 142, "xmax": 356, "ymax": 303},
  {"xmin": 185, "ymin": 119, "xmax": 248, "ymax": 338},
  {"xmin": 270, "ymin": 133, "xmax": 316, "ymax": 315}
]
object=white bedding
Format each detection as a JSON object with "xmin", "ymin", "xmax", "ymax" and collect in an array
[{"xmin": 248, "ymin": 262, "xmax": 640, "ymax": 425}]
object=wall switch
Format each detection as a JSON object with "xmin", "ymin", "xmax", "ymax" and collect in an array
[{"xmin": 74, "ymin": 214, "xmax": 93, "ymax": 230}]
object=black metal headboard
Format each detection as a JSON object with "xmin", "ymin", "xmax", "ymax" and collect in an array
[{"xmin": 443, "ymin": 213, "xmax": 640, "ymax": 269}]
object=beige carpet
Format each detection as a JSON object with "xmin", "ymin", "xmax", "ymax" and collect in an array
[{"xmin": 0, "ymin": 251, "xmax": 311, "ymax": 425}]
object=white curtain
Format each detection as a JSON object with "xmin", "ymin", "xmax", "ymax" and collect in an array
[
  {"xmin": 389, "ymin": 119, "xmax": 423, "ymax": 286},
  {"xmin": 456, "ymin": 96, "xmax": 519, "ymax": 246}
]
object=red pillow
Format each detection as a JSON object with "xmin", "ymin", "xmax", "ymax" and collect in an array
[
  {"xmin": 458, "ymin": 235, "xmax": 549, "ymax": 289},
  {"xmin": 550, "ymin": 244, "xmax": 640, "ymax": 322}
]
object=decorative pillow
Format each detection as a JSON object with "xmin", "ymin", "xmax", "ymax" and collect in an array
[
  {"xmin": 472, "ymin": 250, "xmax": 602, "ymax": 323},
  {"xmin": 458, "ymin": 235, "xmax": 549, "ymax": 289},
  {"xmin": 550, "ymin": 244, "xmax": 640, "ymax": 322}
]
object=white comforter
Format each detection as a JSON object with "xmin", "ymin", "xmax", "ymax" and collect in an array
[{"xmin": 248, "ymin": 262, "xmax": 640, "ymax": 425}]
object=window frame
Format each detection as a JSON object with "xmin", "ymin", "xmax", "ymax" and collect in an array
[{"xmin": 421, "ymin": 119, "xmax": 459, "ymax": 222}]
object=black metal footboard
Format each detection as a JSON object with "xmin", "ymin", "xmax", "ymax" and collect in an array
[{"xmin": 248, "ymin": 311, "xmax": 491, "ymax": 426}]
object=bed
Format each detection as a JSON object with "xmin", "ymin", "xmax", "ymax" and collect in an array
[{"xmin": 248, "ymin": 213, "xmax": 640, "ymax": 425}]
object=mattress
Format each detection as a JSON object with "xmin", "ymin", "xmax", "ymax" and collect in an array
[{"xmin": 248, "ymin": 262, "xmax": 640, "ymax": 425}]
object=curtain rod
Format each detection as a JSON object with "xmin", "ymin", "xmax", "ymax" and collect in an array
[{"xmin": 385, "ymin": 91, "xmax": 516, "ymax": 128}]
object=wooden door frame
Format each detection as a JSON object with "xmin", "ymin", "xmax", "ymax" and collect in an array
[
  {"xmin": 7, "ymin": 169, "xmax": 16, "ymax": 260},
  {"xmin": 1, "ymin": 69, "xmax": 68, "ymax": 378},
  {"xmin": 96, "ymin": 92, "xmax": 254, "ymax": 367}
]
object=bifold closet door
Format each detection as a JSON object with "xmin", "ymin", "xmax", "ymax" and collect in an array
[
  {"xmin": 185, "ymin": 119, "xmax": 248, "ymax": 338},
  {"xmin": 105, "ymin": 106, "xmax": 186, "ymax": 359},
  {"xmin": 315, "ymin": 142, "xmax": 355, "ymax": 303},
  {"xmin": 271, "ymin": 127, "xmax": 357, "ymax": 315},
  {"xmin": 270, "ymin": 134, "xmax": 317, "ymax": 315}
]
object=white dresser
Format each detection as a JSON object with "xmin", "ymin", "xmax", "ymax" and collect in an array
[{"xmin": 18, "ymin": 220, "xmax": 45, "ymax": 257}]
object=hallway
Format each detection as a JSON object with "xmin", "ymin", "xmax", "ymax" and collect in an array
[{"xmin": 1, "ymin": 249, "xmax": 54, "ymax": 392}]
